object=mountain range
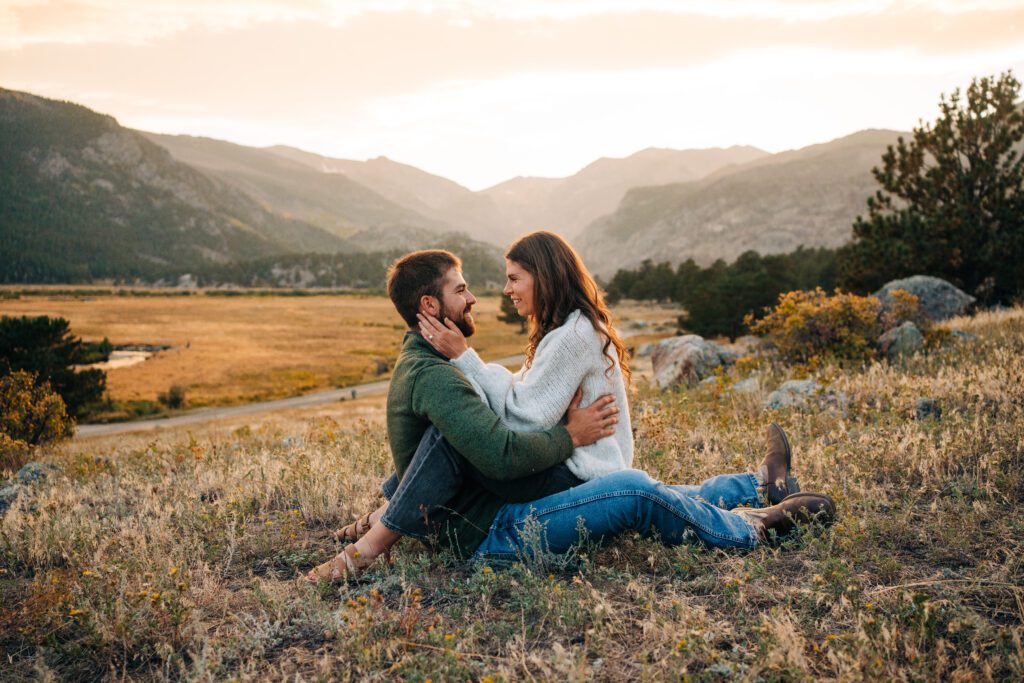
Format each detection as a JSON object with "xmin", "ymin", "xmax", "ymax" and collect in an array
[
  {"xmin": 577, "ymin": 129, "xmax": 902, "ymax": 275},
  {"xmin": 2, "ymin": 87, "xmax": 905, "ymax": 283}
]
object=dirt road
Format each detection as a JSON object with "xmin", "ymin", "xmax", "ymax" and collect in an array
[{"xmin": 75, "ymin": 354, "xmax": 525, "ymax": 439}]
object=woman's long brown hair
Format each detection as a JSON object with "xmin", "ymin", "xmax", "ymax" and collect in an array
[{"xmin": 506, "ymin": 231, "xmax": 631, "ymax": 384}]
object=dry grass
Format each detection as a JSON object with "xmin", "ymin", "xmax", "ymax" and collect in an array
[{"xmin": 1, "ymin": 306, "xmax": 1022, "ymax": 681}]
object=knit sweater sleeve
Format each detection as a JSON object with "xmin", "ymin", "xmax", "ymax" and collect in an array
[
  {"xmin": 451, "ymin": 312, "xmax": 604, "ymax": 429},
  {"xmin": 410, "ymin": 363, "xmax": 574, "ymax": 481}
]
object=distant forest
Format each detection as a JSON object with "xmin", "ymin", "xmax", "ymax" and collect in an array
[
  {"xmin": 184, "ymin": 242, "xmax": 506, "ymax": 290},
  {"xmin": 604, "ymin": 247, "xmax": 840, "ymax": 339},
  {"xmin": 1, "ymin": 243, "xmax": 506, "ymax": 291}
]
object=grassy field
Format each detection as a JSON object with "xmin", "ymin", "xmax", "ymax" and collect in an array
[
  {"xmin": 0, "ymin": 291, "xmax": 680, "ymax": 420},
  {"xmin": 1, "ymin": 306, "xmax": 1022, "ymax": 680}
]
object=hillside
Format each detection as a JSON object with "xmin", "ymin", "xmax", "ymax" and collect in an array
[
  {"xmin": 578, "ymin": 130, "xmax": 903, "ymax": 276},
  {"xmin": 267, "ymin": 146, "xmax": 509, "ymax": 243},
  {"xmin": 0, "ymin": 89, "xmax": 350, "ymax": 283},
  {"xmin": 145, "ymin": 134, "xmax": 450, "ymax": 239}
]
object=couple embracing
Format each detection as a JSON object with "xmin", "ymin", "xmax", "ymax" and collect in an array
[{"xmin": 307, "ymin": 231, "xmax": 836, "ymax": 582}]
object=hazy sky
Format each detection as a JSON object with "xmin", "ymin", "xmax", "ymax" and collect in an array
[{"xmin": 3, "ymin": 1, "xmax": 1024, "ymax": 189}]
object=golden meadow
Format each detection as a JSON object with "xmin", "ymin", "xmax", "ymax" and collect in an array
[{"xmin": 0, "ymin": 293, "xmax": 1022, "ymax": 680}]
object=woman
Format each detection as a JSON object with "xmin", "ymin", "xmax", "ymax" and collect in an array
[
  {"xmin": 421, "ymin": 230, "xmax": 634, "ymax": 482},
  {"xmin": 307, "ymin": 233, "xmax": 807, "ymax": 582}
]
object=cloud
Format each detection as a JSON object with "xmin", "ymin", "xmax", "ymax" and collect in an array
[{"xmin": 4, "ymin": 1, "xmax": 1024, "ymax": 49}]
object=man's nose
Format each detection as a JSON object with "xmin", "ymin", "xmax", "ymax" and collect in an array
[{"xmin": 466, "ymin": 291, "xmax": 477, "ymax": 305}]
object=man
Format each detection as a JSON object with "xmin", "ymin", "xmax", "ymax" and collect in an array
[{"xmin": 307, "ymin": 250, "xmax": 834, "ymax": 581}]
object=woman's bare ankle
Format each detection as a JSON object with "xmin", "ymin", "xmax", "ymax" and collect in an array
[
  {"xmin": 368, "ymin": 501, "xmax": 389, "ymax": 526},
  {"xmin": 353, "ymin": 522, "xmax": 400, "ymax": 560}
]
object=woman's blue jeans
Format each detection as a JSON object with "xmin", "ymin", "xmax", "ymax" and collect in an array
[{"xmin": 472, "ymin": 469, "xmax": 763, "ymax": 560}]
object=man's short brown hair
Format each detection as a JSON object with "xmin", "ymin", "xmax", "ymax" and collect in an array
[{"xmin": 387, "ymin": 250, "xmax": 462, "ymax": 327}]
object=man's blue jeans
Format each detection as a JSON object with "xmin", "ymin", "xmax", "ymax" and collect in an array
[
  {"xmin": 378, "ymin": 426, "xmax": 583, "ymax": 541},
  {"xmin": 472, "ymin": 469, "xmax": 763, "ymax": 560}
]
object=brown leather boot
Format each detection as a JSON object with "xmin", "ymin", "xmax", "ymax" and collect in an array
[
  {"xmin": 760, "ymin": 422, "xmax": 800, "ymax": 505},
  {"xmin": 737, "ymin": 492, "xmax": 836, "ymax": 541}
]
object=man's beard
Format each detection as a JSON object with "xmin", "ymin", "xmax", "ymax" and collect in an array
[{"xmin": 442, "ymin": 300, "xmax": 476, "ymax": 337}]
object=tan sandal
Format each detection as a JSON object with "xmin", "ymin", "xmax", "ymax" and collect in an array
[
  {"xmin": 304, "ymin": 545, "xmax": 393, "ymax": 584},
  {"xmin": 332, "ymin": 511, "xmax": 373, "ymax": 543}
]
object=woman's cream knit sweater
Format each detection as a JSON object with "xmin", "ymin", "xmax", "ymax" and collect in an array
[{"xmin": 451, "ymin": 309, "xmax": 632, "ymax": 481}]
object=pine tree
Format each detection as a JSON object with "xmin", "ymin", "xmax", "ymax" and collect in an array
[
  {"xmin": 0, "ymin": 316, "xmax": 107, "ymax": 417},
  {"xmin": 840, "ymin": 71, "xmax": 1024, "ymax": 303}
]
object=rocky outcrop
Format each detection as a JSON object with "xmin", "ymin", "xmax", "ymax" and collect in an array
[
  {"xmin": 878, "ymin": 321, "xmax": 924, "ymax": 359},
  {"xmin": 874, "ymin": 275, "xmax": 975, "ymax": 322},
  {"xmin": 651, "ymin": 335, "xmax": 736, "ymax": 390}
]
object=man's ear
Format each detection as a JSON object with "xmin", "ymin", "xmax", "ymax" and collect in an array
[{"xmin": 419, "ymin": 295, "xmax": 439, "ymax": 317}]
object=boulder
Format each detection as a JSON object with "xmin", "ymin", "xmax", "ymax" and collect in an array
[
  {"xmin": 764, "ymin": 379, "xmax": 847, "ymax": 411},
  {"xmin": 2, "ymin": 462, "xmax": 61, "ymax": 516},
  {"xmin": 874, "ymin": 275, "xmax": 975, "ymax": 322},
  {"xmin": 914, "ymin": 397, "xmax": 942, "ymax": 421},
  {"xmin": 651, "ymin": 335, "xmax": 730, "ymax": 390},
  {"xmin": 878, "ymin": 321, "xmax": 925, "ymax": 359},
  {"xmin": 716, "ymin": 346, "xmax": 743, "ymax": 365},
  {"xmin": 16, "ymin": 462, "xmax": 60, "ymax": 486},
  {"xmin": 731, "ymin": 377, "xmax": 760, "ymax": 394},
  {"xmin": 635, "ymin": 343, "xmax": 653, "ymax": 358}
]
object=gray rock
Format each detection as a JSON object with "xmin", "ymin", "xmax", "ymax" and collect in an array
[
  {"xmin": 716, "ymin": 346, "xmax": 742, "ymax": 365},
  {"xmin": 731, "ymin": 377, "xmax": 760, "ymax": 394},
  {"xmin": 16, "ymin": 462, "xmax": 60, "ymax": 486},
  {"xmin": 0, "ymin": 484, "xmax": 22, "ymax": 513},
  {"xmin": 635, "ymin": 343, "xmax": 653, "ymax": 358},
  {"xmin": 915, "ymin": 398, "xmax": 941, "ymax": 421},
  {"xmin": 874, "ymin": 275, "xmax": 975, "ymax": 322},
  {"xmin": 950, "ymin": 330, "xmax": 978, "ymax": 341},
  {"xmin": 651, "ymin": 335, "xmax": 725, "ymax": 390},
  {"xmin": 700, "ymin": 376, "xmax": 719, "ymax": 387},
  {"xmin": 764, "ymin": 379, "xmax": 819, "ymax": 409},
  {"xmin": 764, "ymin": 379, "xmax": 848, "ymax": 411},
  {"xmin": 878, "ymin": 321, "xmax": 925, "ymax": 359}
]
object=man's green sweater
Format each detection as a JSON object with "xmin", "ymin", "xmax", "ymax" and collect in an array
[{"xmin": 386, "ymin": 332, "xmax": 574, "ymax": 557}]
